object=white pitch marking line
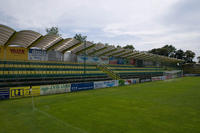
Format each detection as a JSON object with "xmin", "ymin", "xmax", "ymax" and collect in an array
[{"xmin": 31, "ymin": 95, "xmax": 88, "ymax": 133}]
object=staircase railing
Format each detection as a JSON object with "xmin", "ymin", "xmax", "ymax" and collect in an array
[{"xmin": 96, "ymin": 63, "xmax": 121, "ymax": 80}]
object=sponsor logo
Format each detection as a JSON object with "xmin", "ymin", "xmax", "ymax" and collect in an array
[
  {"xmin": 71, "ymin": 82, "xmax": 94, "ymax": 92},
  {"xmin": 104, "ymin": 81, "xmax": 115, "ymax": 87},
  {"xmin": 10, "ymin": 86, "xmax": 40, "ymax": 98},
  {"xmin": 132, "ymin": 79, "xmax": 139, "ymax": 84},
  {"xmin": 40, "ymin": 84, "xmax": 70, "ymax": 95},
  {"xmin": 94, "ymin": 82, "xmax": 104, "ymax": 89},
  {"xmin": 10, "ymin": 48, "xmax": 25, "ymax": 54}
]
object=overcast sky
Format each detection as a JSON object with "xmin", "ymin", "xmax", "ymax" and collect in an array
[{"xmin": 0, "ymin": 0, "xmax": 199, "ymax": 60}]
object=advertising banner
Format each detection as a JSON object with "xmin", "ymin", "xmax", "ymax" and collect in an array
[
  {"xmin": 5, "ymin": 46, "xmax": 28, "ymax": 60},
  {"xmin": 165, "ymin": 75, "xmax": 172, "ymax": 79},
  {"xmin": 117, "ymin": 58, "xmax": 124, "ymax": 64},
  {"xmin": 10, "ymin": 86, "xmax": 40, "ymax": 98},
  {"xmin": 0, "ymin": 88, "xmax": 9, "ymax": 100},
  {"xmin": 100, "ymin": 56, "xmax": 109, "ymax": 64},
  {"xmin": 124, "ymin": 79, "xmax": 132, "ymax": 85},
  {"xmin": 94, "ymin": 81, "xmax": 104, "ymax": 89},
  {"xmin": 152, "ymin": 76, "xmax": 162, "ymax": 81},
  {"xmin": 77, "ymin": 55, "xmax": 87, "ymax": 63},
  {"xmin": 140, "ymin": 78, "xmax": 152, "ymax": 83},
  {"xmin": 77, "ymin": 55, "xmax": 109, "ymax": 64},
  {"xmin": 104, "ymin": 80, "xmax": 118, "ymax": 87},
  {"xmin": 88, "ymin": 56, "xmax": 99, "ymax": 63},
  {"xmin": 161, "ymin": 76, "xmax": 166, "ymax": 80},
  {"xmin": 124, "ymin": 78, "xmax": 139, "ymax": 85},
  {"xmin": 94, "ymin": 80, "xmax": 118, "ymax": 89},
  {"xmin": 47, "ymin": 50, "xmax": 63, "ymax": 61},
  {"xmin": 28, "ymin": 49, "xmax": 47, "ymax": 61},
  {"xmin": 172, "ymin": 75, "xmax": 177, "ymax": 78},
  {"xmin": 40, "ymin": 84, "xmax": 71, "ymax": 95},
  {"xmin": 118, "ymin": 80, "xmax": 125, "ymax": 86},
  {"xmin": 131, "ymin": 78, "xmax": 140, "ymax": 84},
  {"xmin": 130, "ymin": 59, "xmax": 136, "ymax": 65},
  {"xmin": 71, "ymin": 82, "xmax": 94, "ymax": 92},
  {"xmin": 109, "ymin": 58, "xmax": 136, "ymax": 65},
  {"xmin": 109, "ymin": 57, "xmax": 118, "ymax": 64}
]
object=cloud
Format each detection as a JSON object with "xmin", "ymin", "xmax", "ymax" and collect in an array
[
  {"xmin": 163, "ymin": 0, "xmax": 200, "ymax": 27},
  {"xmin": 0, "ymin": 0, "xmax": 199, "ymax": 60},
  {"xmin": 160, "ymin": 0, "xmax": 200, "ymax": 60}
]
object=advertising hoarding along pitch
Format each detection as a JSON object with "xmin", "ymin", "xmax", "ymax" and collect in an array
[
  {"xmin": 10, "ymin": 86, "xmax": 40, "ymax": 98},
  {"xmin": 140, "ymin": 78, "xmax": 152, "ymax": 83},
  {"xmin": 0, "ymin": 88, "xmax": 9, "ymax": 100},
  {"xmin": 71, "ymin": 82, "xmax": 94, "ymax": 92},
  {"xmin": 124, "ymin": 78, "xmax": 140, "ymax": 85},
  {"xmin": 40, "ymin": 84, "xmax": 71, "ymax": 95},
  {"xmin": 94, "ymin": 80, "xmax": 118, "ymax": 89},
  {"xmin": 152, "ymin": 76, "xmax": 162, "ymax": 81},
  {"xmin": 152, "ymin": 76, "xmax": 167, "ymax": 81}
]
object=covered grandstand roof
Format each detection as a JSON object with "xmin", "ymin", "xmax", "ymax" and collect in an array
[
  {"xmin": 0, "ymin": 24, "xmax": 183, "ymax": 63},
  {"xmin": 71, "ymin": 41, "xmax": 94, "ymax": 54}
]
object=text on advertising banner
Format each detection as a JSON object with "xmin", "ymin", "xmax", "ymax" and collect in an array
[
  {"xmin": 28, "ymin": 49, "xmax": 47, "ymax": 61},
  {"xmin": 40, "ymin": 84, "xmax": 71, "ymax": 95},
  {"xmin": 94, "ymin": 80, "xmax": 118, "ymax": 89},
  {"xmin": 71, "ymin": 82, "xmax": 94, "ymax": 92},
  {"xmin": 10, "ymin": 86, "xmax": 40, "ymax": 98},
  {"xmin": 5, "ymin": 46, "xmax": 28, "ymax": 60}
]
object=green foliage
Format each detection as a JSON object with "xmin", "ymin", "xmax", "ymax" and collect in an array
[
  {"xmin": 149, "ymin": 45, "xmax": 196, "ymax": 63},
  {"xmin": 175, "ymin": 49, "xmax": 185, "ymax": 59},
  {"xmin": 74, "ymin": 34, "xmax": 87, "ymax": 42},
  {"xmin": 1, "ymin": 77, "xmax": 200, "ymax": 133},
  {"xmin": 105, "ymin": 43, "xmax": 109, "ymax": 46},
  {"xmin": 149, "ymin": 47, "xmax": 169, "ymax": 56},
  {"xmin": 163, "ymin": 45, "xmax": 176, "ymax": 57},
  {"xmin": 123, "ymin": 44, "xmax": 135, "ymax": 50},
  {"xmin": 184, "ymin": 50, "xmax": 196, "ymax": 63},
  {"xmin": 149, "ymin": 45, "xmax": 176, "ymax": 57},
  {"xmin": 46, "ymin": 27, "xmax": 61, "ymax": 36},
  {"xmin": 118, "ymin": 80, "xmax": 125, "ymax": 86},
  {"xmin": 116, "ymin": 45, "xmax": 121, "ymax": 48}
]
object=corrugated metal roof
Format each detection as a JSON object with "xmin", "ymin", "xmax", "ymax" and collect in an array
[{"xmin": 0, "ymin": 24, "xmax": 183, "ymax": 63}]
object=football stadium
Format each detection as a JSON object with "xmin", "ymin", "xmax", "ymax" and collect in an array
[{"xmin": 0, "ymin": 24, "xmax": 200, "ymax": 133}]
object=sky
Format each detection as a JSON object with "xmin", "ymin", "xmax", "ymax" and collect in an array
[{"xmin": 0, "ymin": 0, "xmax": 200, "ymax": 60}]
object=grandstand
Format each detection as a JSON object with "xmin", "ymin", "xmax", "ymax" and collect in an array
[
  {"xmin": 0, "ymin": 24, "xmax": 183, "ymax": 88},
  {"xmin": 183, "ymin": 64, "xmax": 200, "ymax": 75}
]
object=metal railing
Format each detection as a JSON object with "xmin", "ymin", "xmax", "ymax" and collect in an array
[{"xmin": 96, "ymin": 62, "xmax": 121, "ymax": 80}]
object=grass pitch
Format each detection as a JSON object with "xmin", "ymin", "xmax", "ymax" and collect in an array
[{"xmin": 0, "ymin": 77, "xmax": 200, "ymax": 133}]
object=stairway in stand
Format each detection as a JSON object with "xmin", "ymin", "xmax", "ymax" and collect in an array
[{"xmin": 96, "ymin": 63, "xmax": 121, "ymax": 80}]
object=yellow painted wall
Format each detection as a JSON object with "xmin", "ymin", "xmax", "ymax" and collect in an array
[
  {"xmin": 0, "ymin": 46, "xmax": 4, "ymax": 60},
  {"xmin": 10, "ymin": 86, "xmax": 40, "ymax": 98},
  {"xmin": 5, "ymin": 46, "xmax": 28, "ymax": 60}
]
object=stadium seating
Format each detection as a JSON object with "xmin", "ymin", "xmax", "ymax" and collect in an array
[
  {"xmin": 107, "ymin": 64, "xmax": 164, "ymax": 79},
  {"xmin": 183, "ymin": 64, "xmax": 200, "ymax": 74},
  {"xmin": 0, "ymin": 60, "xmax": 165, "ymax": 87},
  {"xmin": 0, "ymin": 60, "xmax": 109, "ymax": 87}
]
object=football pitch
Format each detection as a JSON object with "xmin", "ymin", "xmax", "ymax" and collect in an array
[{"xmin": 0, "ymin": 77, "xmax": 200, "ymax": 133}]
